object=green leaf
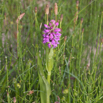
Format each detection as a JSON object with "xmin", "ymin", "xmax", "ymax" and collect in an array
[
  {"xmin": 46, "ymin": 48, "xmax": 54, "ymax": 72},
  {"xmin": 37, "ymin": 52, "xmax": 51, "ymax": 103}
]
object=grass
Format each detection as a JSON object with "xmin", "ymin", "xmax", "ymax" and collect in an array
[{"xmin": 0, "ymin": 0, "xmax": 103, "ymax": 103}]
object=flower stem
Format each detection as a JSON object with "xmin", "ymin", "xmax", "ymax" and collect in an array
[
  {"xmin": 47, "ymin": 74, "xmax": 50, "ymax": 103},
  {"xmin": 47, "ymin": 72, "xmax": 51, "ymax": 84}
]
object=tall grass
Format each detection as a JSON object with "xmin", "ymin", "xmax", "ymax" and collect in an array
[{"xmin": 0, "ymin": 0, "xmax": 103, "ymax": 103}]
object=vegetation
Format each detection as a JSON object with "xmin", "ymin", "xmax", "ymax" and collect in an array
[{"xmin": 0, "ymin": 0, "xmax": 103, "ymax": 103}]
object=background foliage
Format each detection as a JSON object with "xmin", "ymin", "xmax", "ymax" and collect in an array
[{"xmin": 0, "ymin": 0, "xmax": 103, "ymax": 102}]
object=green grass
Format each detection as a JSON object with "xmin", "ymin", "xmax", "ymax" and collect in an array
[{"xmin": 0, "ymin": 0, "xmax": 103, "ymax": 103}]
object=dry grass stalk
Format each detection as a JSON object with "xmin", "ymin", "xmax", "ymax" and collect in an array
[{"xmin": 16, "ymin": 13, "xmax": 25, "ymax": 24}]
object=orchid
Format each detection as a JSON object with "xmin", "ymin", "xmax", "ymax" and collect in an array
[{"xmin": 43, "ymin": 20, "xmax": 61, "ymax": 48}]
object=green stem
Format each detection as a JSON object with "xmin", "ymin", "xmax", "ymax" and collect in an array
[
  {"xmin": 47, "ymin": 93, "xmax": 50, "ymax": 103},
  {"xmin": 55, "ymin": 15, "xmax": 57, "ymax": 21},
  {"xmin": 47, "ymin": 14, "xmax": 48, "ymax": 25},
  {"xmin": 47, "ymin": 72, "xmax": 51, "ymax": 85},
  {"xmin": 6, "ymin": 56, "xmax": 10, "ymax": 103}
]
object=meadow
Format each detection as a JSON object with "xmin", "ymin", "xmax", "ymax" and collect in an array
[{"xmin": 0, "ymin": 0, "xmax": 103, "ymax": 103}]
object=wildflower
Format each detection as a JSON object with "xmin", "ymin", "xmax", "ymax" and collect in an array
[{"xmin": 43, "ymin": 20, "xmax": 61, "ymax": 48}]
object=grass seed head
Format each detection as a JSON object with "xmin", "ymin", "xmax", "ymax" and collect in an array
[
  {"xmin": 35, "ymin": 7, "xmax": 37, "ymax": 13},
  {"xmin": 13, "ymin": 97, "xmax": 16, "ymax": 103},
  {"xmin": 101, "ymin": 38, "xmax": 103, "ymax": 43},
  {"xmin": 54, "ymin": 3, "xmax": 58, "ymax": 15},
  {"xmin": 74, "ymin": 11, "xmax": 78, "ymax": 23},
  {"xmin": 60, "ymin": 14, "xmax": 63, "ymax": 22},
  {"xmin": 16, "ymin": 13, "xmax": 25, "ymax": 24},
  {"xmin": 81, "ymin": 18, "xmax": 83, "ymax": 24},
  {"xmin": 82, "ymin": 28, "xmax": 84, "ymax": 33},
  {"xmin": 45, "ymin": 4, "xmax": 49, "ymax": 15},
  {"xmin": 64, "ymin": 36, "xmax": 67, "ymax": 42},
  {"xmin": 76, "ymin": 1, "xmax": 79, "ymax": 7}
]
